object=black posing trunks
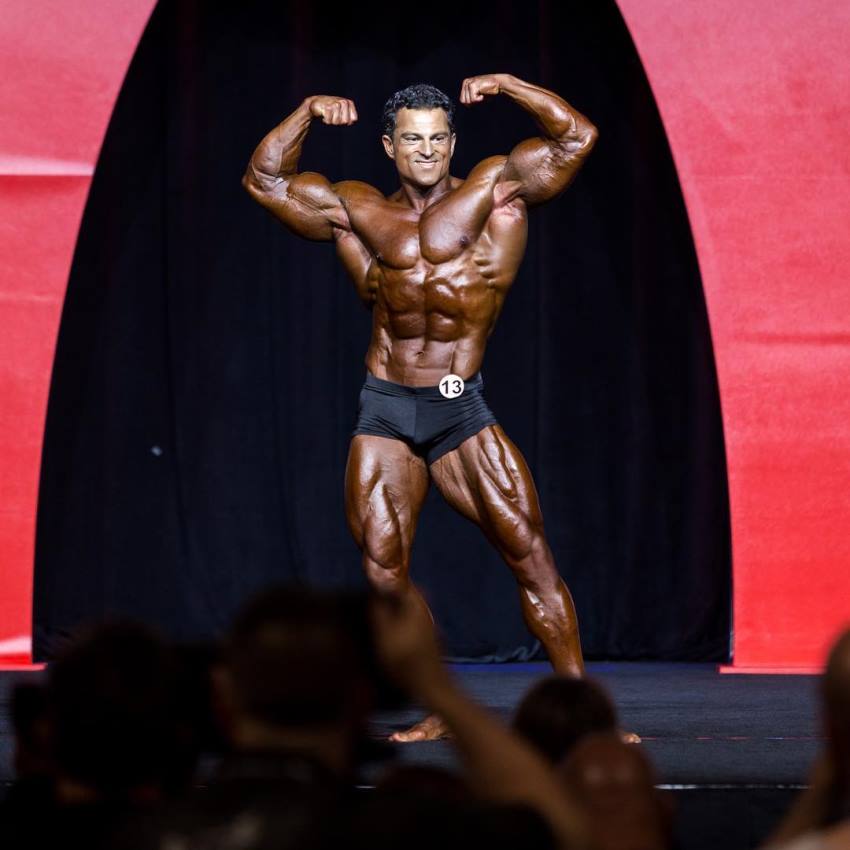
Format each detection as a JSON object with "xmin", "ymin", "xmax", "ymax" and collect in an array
[{"xmin": 352, "ymin": 372, "xmax": 499, "ymax": 465}]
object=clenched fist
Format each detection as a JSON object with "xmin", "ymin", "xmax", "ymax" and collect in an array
[
  {"xmin": 460, "ymin": 74, "xmax": 508, "ymax": 104},
  {"xmin": 307, "ymin": 95, "xmax": 358, "ymax": 125}
]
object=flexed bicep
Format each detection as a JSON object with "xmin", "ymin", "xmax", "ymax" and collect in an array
[
  {"xmin": 242, "ymin": 95, "xmax": 359, "ymax": 241},
  {"xmin": 461, "ymin": 74, "xmax": 598, "ymax": 208},
  {"xmin": 243, "ymin": 169, "xmax": 351, "ymax": 241},
  {"xmin": 502, "ymin": 132, "xmax": 595, "ymax": 207}
]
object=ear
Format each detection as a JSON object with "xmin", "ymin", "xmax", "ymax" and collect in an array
[
  {"xmin": 449, "ymin": 133, "xmax": 457, "ymax": 159},
  {"xmin": 381, "ymin": 134, "xmax": 396, "ymax": 160}
]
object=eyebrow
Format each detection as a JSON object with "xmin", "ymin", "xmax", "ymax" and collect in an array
[{"xmin": 400, "ymin": 132, "xmax": 449, "ymax": 138}]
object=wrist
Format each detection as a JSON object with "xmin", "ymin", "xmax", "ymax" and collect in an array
[{"xmin": 496, "ymin": 74, "xmax": 520, "ymax": 94}]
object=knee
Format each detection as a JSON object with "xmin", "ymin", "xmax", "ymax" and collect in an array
[
  {"xmin": 509, "ymin": 528, "xmax": 560, "ymax": 592},
  {"xmin": 361, "ymin": 505, "xmax": 409, "ymax": 592},
  {"xmin": 363, "ymin": 558, "xmax": 407, "ymax": 594},
  {"xmin": 500, "ymin": 513, "xmax": 547, "ymax": 565}
]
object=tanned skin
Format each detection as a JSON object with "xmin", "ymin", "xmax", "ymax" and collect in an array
[{"xmin": 244, "ymin": 74, "xmax": 597, "ymax": 742}]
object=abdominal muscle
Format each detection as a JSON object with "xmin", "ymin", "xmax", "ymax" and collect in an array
[
  {"xmin": 363, "ymin": 281, "xmax": 504, "ymax": 387},
  {"xmin": 357, "ymin": 217, "xmax": 519, "ymax": 386},
  {"xmin": 365, "ymin": 331, "xmax": 486, "ymax": 386}
]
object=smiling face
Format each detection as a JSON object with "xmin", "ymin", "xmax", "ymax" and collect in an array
[{"xmin": 382, "ymin": 107, "xmax": 456, "ymax": 190}]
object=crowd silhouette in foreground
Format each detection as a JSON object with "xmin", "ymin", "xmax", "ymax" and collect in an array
[{"xmin": 2, "ymin": 585, "xmax": 850, "ymax": 850}]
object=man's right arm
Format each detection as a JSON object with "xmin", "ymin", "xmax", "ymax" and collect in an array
[
  {"xmin": 242, "ymin": 96, "xmax": 357, "ymax": 241},
  {"xmin": 371, "ymin": 594, "xmax": 588, "ymax": 849}
]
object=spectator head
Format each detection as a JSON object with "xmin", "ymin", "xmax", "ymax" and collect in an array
[
  {"xmin": 823, "ymin": 628, "xmax": 850, "ymax": 763},
  {"xmin": 47, "ymin": 621, "xmax": 186, "ymax": 801},
  {"xmin": 11, "ymin": 681, "xmax": 51, "ymax": 780},
  {"xmin": 217, "ymin": 585, "xmax": 375, "ymax": 771},
  {"xmin": 559, "ymin": 732, "xmax": 672, "ymax": 850},
  {"xmin": 512, "ymin": 675, "xmax": 618, "ymax": 764}
]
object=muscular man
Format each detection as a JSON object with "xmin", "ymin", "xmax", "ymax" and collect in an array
[{"xmin": 244, "ymin": 75, "xmax": 597, "ymax": 741}]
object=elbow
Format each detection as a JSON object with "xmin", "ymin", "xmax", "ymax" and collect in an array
[
  {"xmin": 581, "ymin": 122, "xmax": 599, "ymax": 151},
  {"xmin": 242, "ymin": 167, "xmax": 261, "ymax": 197},
  {"xmin": 555, "ymin": 119, "xmax": 598, "ymax": 157},
  {"xmin": 242, "ymin": 166, "xmax": 280, "ymax": 204},
  {"xmin": 241, "ymin": 169, "xmax": 256, "ymax": 198}
]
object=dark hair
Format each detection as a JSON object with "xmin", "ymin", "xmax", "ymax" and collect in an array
[
  {"xmin": 382, "ymin": 83, "xmax": 455, "ymax": 138},
  {"xmin": 48, "ymin": 622, "xmax": 186, "ymax": 794},
  {"xmin": 512, "ymin": 675, "xmax": 618, "ymax": 764},
  {"xmin": 226, "ymin": 585, "xmax": 376, "ymax": 727}
]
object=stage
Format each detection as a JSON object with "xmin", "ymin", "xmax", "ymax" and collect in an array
[
  {"xmin": 372, "ymin": 662, "xmax": 820, "ymax": 850},
  {"xmin": 0, "ymin": 662, "xmax": 821, "ymax": 849},
  {"xmin": 374, "ymin": 662, "xmax": 821, "ymax": 784}
]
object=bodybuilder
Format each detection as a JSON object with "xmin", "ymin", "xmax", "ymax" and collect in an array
[{"xmin": 244, "ymin": 75, "xmax": 597, "ymax": 741}]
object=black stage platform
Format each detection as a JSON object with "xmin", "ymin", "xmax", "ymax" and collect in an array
[{"xmin": 0, "ymin": 663, "xmax": 823, "ymax": 850}]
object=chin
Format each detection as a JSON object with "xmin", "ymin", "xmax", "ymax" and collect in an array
[{"xmin": 413, "ymin": 171, "xmax": 445, "ymax": 188}]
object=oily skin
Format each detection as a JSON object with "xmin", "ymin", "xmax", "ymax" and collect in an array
[{"xmin": 244, "ymin": 74, "xmax": 597, "ymax": 741}]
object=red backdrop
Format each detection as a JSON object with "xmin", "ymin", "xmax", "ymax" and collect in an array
[
  {"xmin": 1, "ymin": 0, "xmax": 848, "ymax": 668},
  {"xmin": 616, "ymin": 0, "xmax": 850, "ymax": 670},
  {"xmin": 0, "ymin": 0, "xmax": 157, "ymax": 666}
]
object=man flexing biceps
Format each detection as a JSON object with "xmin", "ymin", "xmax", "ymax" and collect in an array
[{"xmin": 244, "ymin": 74, "xmax": 598, "ymax": 742}]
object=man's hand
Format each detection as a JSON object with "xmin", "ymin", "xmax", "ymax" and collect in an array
[
  {"xmin": 306, "ymin": 95, "xmax": 358, "ymax": 126},
  {"xmin": 460, "ymin": 74, "xmax": 508, "ymax": 104},
  {"xmin": 370, "ymin": 592, "xmax": 449, "ymax": 699}
]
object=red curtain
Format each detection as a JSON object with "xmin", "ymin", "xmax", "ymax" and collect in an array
[
  {"xmin": 616, "ymin": 0, "xmax": 850, "ymax": 669},
  {"xmin": 0, "ymin": 0, "xmax": 157, "ymax": 665}
]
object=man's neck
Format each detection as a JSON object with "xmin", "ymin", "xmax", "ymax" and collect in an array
[{"xmin": 398, "ymin": 175, "xmax": 453, "ymax": 211}]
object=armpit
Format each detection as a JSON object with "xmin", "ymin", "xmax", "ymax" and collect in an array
[{"xmin": 493, "ymin": 179, "xmax": 524, "ymax": 208}]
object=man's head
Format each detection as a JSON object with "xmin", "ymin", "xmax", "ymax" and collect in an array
[
  {"xmin": 512, "ymin": 675, "xmax": 618, "ymax": 765},
  {"xmin": 823, "ymin": 628, "xmax": 850, "ymax": 760},
  {"xmin": 47, "ymin": 622, "xmax": 187, "ymax": 800},
  {"xmin": 559, "ymin": 732, "xmax": 672, "ymax": 850},
  {"xmin": 381, "ymin": 84, "xmax": 456, "ymax": 189},
  {"xmin": 217, "ymin": 585, "xmax": 375, "ymax": 768}
]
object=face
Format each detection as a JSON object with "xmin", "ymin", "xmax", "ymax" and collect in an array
[{"xmin": 382, "ymin": 107, "xmax": 456, "ymax": 189}]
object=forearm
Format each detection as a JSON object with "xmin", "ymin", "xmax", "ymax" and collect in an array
[
  {"xmin": 245, "ymin": 98, "xmax": 314, "ymax": 188},
  {"xmin": 767, "ymin": 784, "xmax": 835, "ymax": 845},
  {"xmin": 416, "ymin": 670, "xmax": 587, "ymax": 848},
  {"xmin": 766, "ymin": 755, "xmax": 840, "ymax": 846},
  {"xmin": 498, "ymin": 75, "xmax": 595, "ymax": 145}
]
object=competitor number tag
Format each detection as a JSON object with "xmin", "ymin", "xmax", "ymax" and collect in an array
[{"xmin": 439, "ymin": 374, "xmax": 465, "ymax": 399}]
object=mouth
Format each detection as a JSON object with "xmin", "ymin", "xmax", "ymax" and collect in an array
[{"xmin": 415, "ymin": 160, "xmax": 438, "ymax": 167}]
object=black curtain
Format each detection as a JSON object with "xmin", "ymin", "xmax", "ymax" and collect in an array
[{"xmin": 33, "ymin": 0, "xmax": 731, "ymax": 662}]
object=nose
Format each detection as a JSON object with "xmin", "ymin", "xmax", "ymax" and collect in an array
[{"xmin": 420, "ymin": 138, "xmax": 434, "ymax": 157}]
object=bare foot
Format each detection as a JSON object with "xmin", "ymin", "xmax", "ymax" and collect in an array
[
  {"xmin": 390, "ymin": 714, "xmax": 452, "ymax": 743},
  {"xmin": 621, "ymin": 730, "xmax": 642, "ymax": 744}
]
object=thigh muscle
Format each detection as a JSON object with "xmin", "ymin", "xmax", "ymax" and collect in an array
[
  {"xmin": 429, "ymin": 426, "xmax": 545, "ymax": 562},
  {"xmin": 345, "ymin": 435, "xmax": 429, "ymax": 567}
]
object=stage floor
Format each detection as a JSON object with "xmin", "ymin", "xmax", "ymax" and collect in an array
[
  {"xmin": 372, "ymin": 662, "xmax": 822, "ymax": 786},
  {"xmin": 0, "ymin": 662, "xmax": 821, "ymax": 849},
  {"xmin": 0, "ymin": 662, "xmax": 821, "ymax": 786}
]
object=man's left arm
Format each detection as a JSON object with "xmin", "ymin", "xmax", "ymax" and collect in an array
[{"xmin": 461, "ymin": 73, "xmax": 598, "ymax": 207}]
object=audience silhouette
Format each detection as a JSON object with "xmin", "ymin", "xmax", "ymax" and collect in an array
[{"xmin": 1, "ymin": 588, "xmax": 846, "ymax": 850}]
